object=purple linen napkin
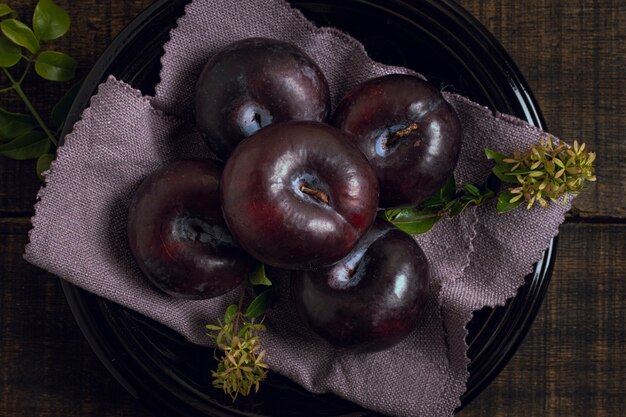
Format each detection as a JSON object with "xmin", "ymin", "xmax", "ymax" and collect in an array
[{"xmin": 24, "ymin": 1, "xmax": 571, "ymax": 416}]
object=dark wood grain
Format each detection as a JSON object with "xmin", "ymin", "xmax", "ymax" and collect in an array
[
  {"xmin": 0, "ymin": 0, "xmax": 154, "ymax": 213},
  {"xmin": 0, "ymin": 0, "xmax": 624, "ymax": 417},
  {"xmin": 461, "ymin": 223, "xmax": 626, "ymax": 417},
  {"xmin": 456, "ymin": 0, "xmax": 626, "ymax": 218},
  {"xmin": 2, "ymin": 221, "xmax": 624, "ymax": 416},
  {"xmin": 0, "ymin": 219, "xmax": 147, "ymax": 417},
  {"xmin": 1, "ymin": 0, "xmax": 624, "ymax": 217}
]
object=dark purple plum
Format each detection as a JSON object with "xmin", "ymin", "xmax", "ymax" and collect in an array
[
  {"xmin": 332, "ymin": 74, "xmax": 462, "ymax": 208},
  {"xmin": 220, "ymin": 121, "xmax": 379, "ymax": 270},
  {"xmin": 291, "ymin": 219, "xmax": 430, "ymax": 353},
  {"xmin": 195, "ymin": 37, "xmax": 331, "ymax": 160},
  {"xmin": 127, "ymin": 159, "xmax": 256, "ymax": 299}
]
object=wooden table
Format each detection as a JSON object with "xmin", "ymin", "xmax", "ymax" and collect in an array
[{"xmin": 1, "ymin": 1, "xmax": 624, "ymax": 416}]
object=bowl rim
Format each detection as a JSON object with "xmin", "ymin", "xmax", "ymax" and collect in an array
[{"xmin": 59, "ymin": 0, "xmax": 555, "ymax": 415}]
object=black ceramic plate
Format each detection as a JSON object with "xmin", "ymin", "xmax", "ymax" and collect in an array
[{"xmin": 60, "ymin": 0, "xmax": 556, "ymax": 415}]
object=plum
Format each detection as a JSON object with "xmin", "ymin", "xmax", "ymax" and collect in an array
[
  {"xmin": 127, "ymin": 159, "xmax": 256, "ymax": 299},
  {"xmin": 333, "ymin": 74, "xmax": 462, "ymax": 208},
  {"xmin": 220, "ymin": 121, "xmax": 379, "ymax": 270},
  {"xmin": 195, "ymin": 38, "xmax": 330, "ymax": 160},
  {"xmin": 292, "ymin": 219, "xmax": 430, "ymax": 353}
]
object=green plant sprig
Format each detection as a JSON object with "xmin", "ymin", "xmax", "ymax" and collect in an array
[
  {"xmin": 0, "ymin": 0, "xmax": 79, "ymax": 179},
  {"xmin": 206, "ymin": 265, "xmax": 277, "ymax": 401},
  {"xmin": 382, "ymin": 175, "xmax": 494, "ymax": 235},
  {"xmin": 384, "ymin": 136, "xmax": 596, "ymax": 234}
]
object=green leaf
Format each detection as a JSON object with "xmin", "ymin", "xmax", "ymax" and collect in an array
[
  {"xmin": 244, "ymin": 289, "xmax": 278, "ymax": 319},
  {"xmin": 496, "ymin": 191, "xmax": 523, "ymax": 213},
  {"xmin": 0, "ymin": 4, "xmax": 16, "ymax": 18},
  {"xmin": 505, "ymin": 168, "xmax": 535, "ymax": 176},
  {"xmin": 478, "ymin": 187, "xmax": 495, "ymax": 203},
  {"xmin": 418, "ymin": 196, "xmax": 443, "ymax": 210},
  {"xmin": 440, "ymin": 174, "xmax": 456, "ymax": 201},
  {"xmin": 485, "ymin": 148, "xmax": 521, "ymax": 181},
  {"xmin": 393, "ymin": 213, "xmax": 441, "ymax": 235},
  {"xmin": 33, "ymin": 0, "xmax": 70, "ymax": 40},
  {"xmin": 381, "ymin": 208, "xmax": 403, "ymax": 222},
  {"xmin": 0, "ymin": 19, "xmax": 39, "ymax": 54},
  {"xmin": 484, "ymin": 148, "xmax": 508, "ymax": 164},
  {"xmin": 0, "ymin": 108, "xmax": 37, "ymax": 141},
  {"xmin": 376, "ymin": 209, "xmax": 389, "ymax": 221},
  {"xmin": 0, "ymin": 130, "xmax": 50, "ymax": 160},
  {"xmin": 224, "ymin": 304, "xmax": 238, "ymax": 323},
  {"xmin": 51, "ymin": 79, "xmax": 82, "ymax": 128},
  {"xmin": 35, "ymin": 50, "xmax": 77, "ymax": 81},
  {"xmin": 250, "ymin": 264, "xmax": 272, "ymax": 286},
  {"xmin": 463, "ymin": 183, "xmax": 481, "ymax": 197},
  {"xmin": 388, "ymin": 207, "xmax": 438, "ymax": 223},
  {"xmin": 418, "ymin": 175, "xmax": 457, "ymax": 210},
  {"xmin": 389, "ymin": 208, "xmax": 442, "ymax": 235},
  {"xmin": 448, "ymin": 199, "xmax": 475, "ymax": 217},
  {"xmin": 0, "ymin": 35, "xmax": 20, "ymax": 67},
  {"xmin": 236, "ymin": 326, "xmax": 248, "ymax": 339},
  {"xmin": 492, "ymin": 164, "xmax": 520, "ymax": 184},
  {"xmin": 36, "ymin": 152, "xmax": 54, "ymax": 180}
]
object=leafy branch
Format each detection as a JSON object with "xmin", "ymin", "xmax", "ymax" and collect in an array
[
  {"xmin": 206, "ymin": 265, "xmax": 277, "ymax": 401},
  {"xmin": 382, "ymin": 174, "xmax": 494, "ymax": 235},
  {"xmin": 384, "ymin": 136, "xmax": 596, "ymax": 234},
  {"xmin": 0, "ymin": 0, "xmax": 80, "ymax": 179}
]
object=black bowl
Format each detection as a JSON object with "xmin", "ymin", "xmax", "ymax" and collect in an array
[{"xmin": 60, "ymin": 0, "xmax": 555, "ymax": 415}]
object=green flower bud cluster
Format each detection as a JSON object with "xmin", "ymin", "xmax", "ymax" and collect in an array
[
  {"xmin": 207, "ymin": 305, "xmax": 269, "ymax": 401},
  {"xmin": 489, "ymin": 137, "xmax": 596, "ymax": 212},
  {"xmin": 206, "ymin": 281, "xmax": 276, "ymax": 401}
]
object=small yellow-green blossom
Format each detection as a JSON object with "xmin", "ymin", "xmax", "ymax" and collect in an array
[
  {"xmin": 207, "ymin": 313, "xmax": 269, "ymax": 401},
  {"xmin": 504, "ymin": 137, "xmax": 596, "ymax": 209}
]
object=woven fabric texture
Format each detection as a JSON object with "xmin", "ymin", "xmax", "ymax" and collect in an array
[{"xmin": 25, "ymin": 1, "xmax": 571, "ymax": 416}]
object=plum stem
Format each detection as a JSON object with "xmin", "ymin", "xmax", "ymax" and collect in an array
[
  {"xmin": 252, "ymin": 113, "xmax": 262, "ymax": 129},
  {"xmin": 386, "ymin": 122, "xmax": 419, "ymax": 148},
  {"xmin": 300, "ymin": 183, "xmax": 329, "ymax": 204}
]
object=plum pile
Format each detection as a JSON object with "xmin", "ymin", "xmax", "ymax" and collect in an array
[{"xmin": 128, "ymin": 38, "xmax": 462, "ymax": 353}]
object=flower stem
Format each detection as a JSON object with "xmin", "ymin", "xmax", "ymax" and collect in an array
[
  {"xmin": 233, "ymin": 286, "xmax": 246, "ymax": 334},
  {"xmin": 18, "ymin": 61, "xmax": 31, "ymax": 84},
  {"xmin": 2, "ymin": 67, "xmax": 58, "ymax": 147}
]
